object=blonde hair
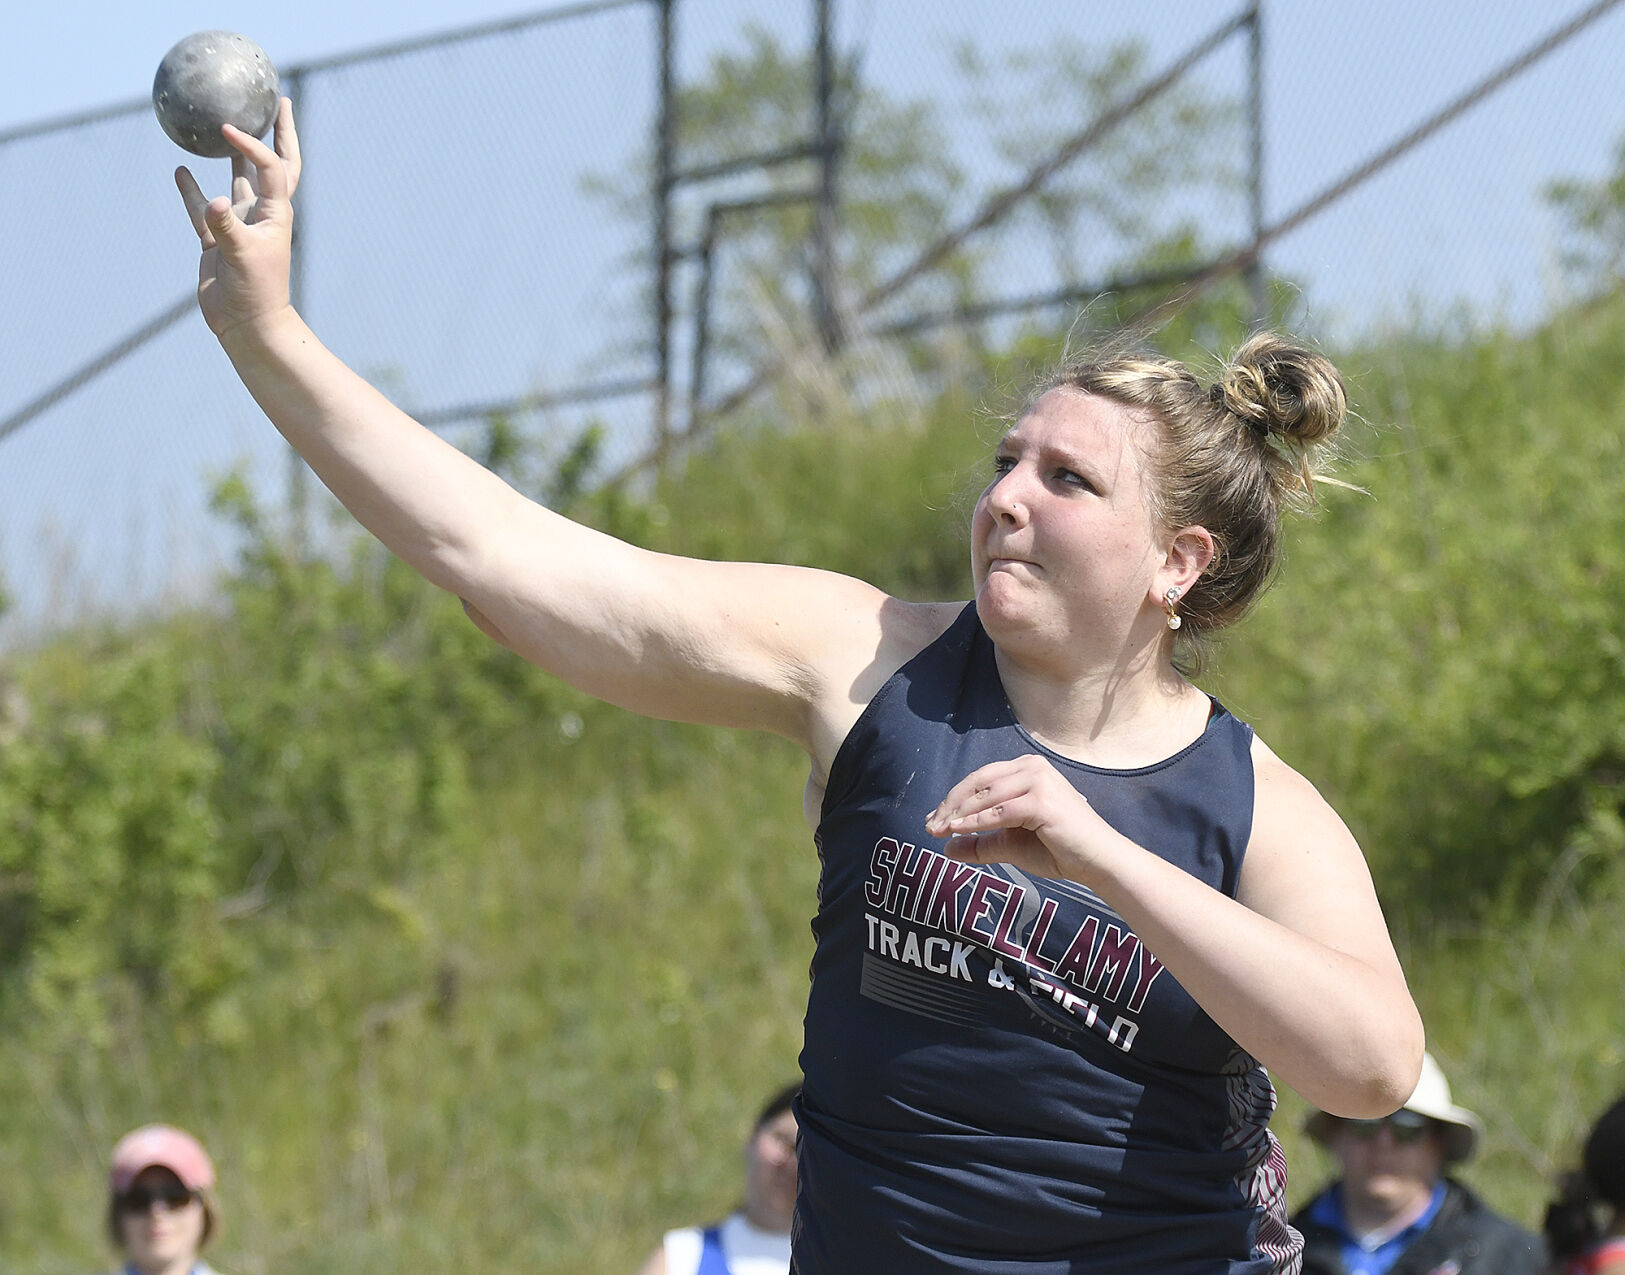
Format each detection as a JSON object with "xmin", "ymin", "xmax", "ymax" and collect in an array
[{"xmin": 1040, "ymin": 332, "xmax": 1347, "ymax": 666}]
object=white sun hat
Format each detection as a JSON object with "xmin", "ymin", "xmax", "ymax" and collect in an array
[{"xmin": 1305, "ymin": 1052, "xmax": 1483, "ymax": 1164}]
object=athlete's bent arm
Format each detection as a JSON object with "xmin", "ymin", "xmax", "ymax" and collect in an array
[{"xmin": 927, "ymin": 743, "xmax": 1423, "ymax": 1118}]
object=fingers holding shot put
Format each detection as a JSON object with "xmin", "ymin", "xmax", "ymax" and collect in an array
[
  {"xmin": 174, "ymin": 101, "xmax": 301, "ymax": 339},
  {"xmin": 176, "ymin": 98, "xmax": 300, "ymax": 227}
]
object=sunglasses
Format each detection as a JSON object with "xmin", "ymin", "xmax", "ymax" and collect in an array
[
  {"xmin": 116, "ymin": 1184, "xmax": 199, "ymax": 1214},
  {"xmin": 1337, "ymin": 1110, "xmax": 1436, "ymax": 1146}
]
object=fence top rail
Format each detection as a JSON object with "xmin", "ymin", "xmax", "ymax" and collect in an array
[{"xmin": 0, "ymin": 0, "xmax": 648, "ymax": 147}]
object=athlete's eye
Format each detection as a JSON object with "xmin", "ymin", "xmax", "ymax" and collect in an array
[{"xmin": 991, "ymin": 454, "xmax": 1016, "ymax": 476}]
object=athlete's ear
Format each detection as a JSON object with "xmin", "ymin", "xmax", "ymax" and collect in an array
[{"xmin": 1152, "ymin": 525, "xmax": 1214, "ymax": 607}]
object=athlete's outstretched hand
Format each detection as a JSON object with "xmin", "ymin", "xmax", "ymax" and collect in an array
[
  {"xmin": 175, "ymin": 96, "xmax": 302, "ymax": 340},
  {"xmin": 926, "ymin": 755, "xmax": 1118, "ymax": 882}
]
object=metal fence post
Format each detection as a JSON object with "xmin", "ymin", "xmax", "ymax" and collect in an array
[
  {"xmin": 1245, "ymin": 3, "xmax": 1268, "ymax": 328},
  {"xmin": 654, "ymin": 0, "xmax": 677, "ymax": 456},
  {"xmin": 813, "ymin": 0, "xmax": 842, "ymax": 353}
]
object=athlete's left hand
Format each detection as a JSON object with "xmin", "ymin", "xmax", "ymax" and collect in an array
[{"xmin": 925, "ymin": 755, "xmax": 1118, "ymax": 882}]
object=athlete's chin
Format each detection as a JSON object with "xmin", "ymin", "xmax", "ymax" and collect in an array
[
  {"xmin": 977, "ymin": 563, "xmax": 1027, "ymax": 596},
  {"xmin": 975, "ymin": 583, "xmax": 1041, "ymax": 637}
]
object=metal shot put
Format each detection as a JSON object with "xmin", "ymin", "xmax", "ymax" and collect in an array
[{"xmin": 153, "ymin": 31, "xmax": 279, "ymax": 158}]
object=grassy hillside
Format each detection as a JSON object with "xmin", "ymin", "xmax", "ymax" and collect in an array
[{"xmin": 3, "ymin": 309, "xmax": 1623, "ymax": 1272}]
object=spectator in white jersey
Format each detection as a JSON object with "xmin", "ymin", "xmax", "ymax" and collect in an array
[{"xmin": 636, "ymin": 1083, "xmax": 799, "ymax": 1275}]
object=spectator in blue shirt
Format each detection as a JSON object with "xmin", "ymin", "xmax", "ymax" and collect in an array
[{"xmin": 1293, "ymin": 1053, "xmax": 1541, "ymax": 1275}]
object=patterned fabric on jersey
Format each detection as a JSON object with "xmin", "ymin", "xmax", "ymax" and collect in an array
[{"xmin": 793, "ymin": 602, "xmax": 1299, "ymax": 1274}]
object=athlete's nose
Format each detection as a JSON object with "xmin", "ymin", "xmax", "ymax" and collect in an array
[{"xmin": 984, "ymin": 464, "xmax": 1032, "ymax": 527}]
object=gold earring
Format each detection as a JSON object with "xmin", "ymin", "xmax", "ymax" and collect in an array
[{"xmin": 1164, "ymin": 587, "xmax": 1182, "ymax": 630}]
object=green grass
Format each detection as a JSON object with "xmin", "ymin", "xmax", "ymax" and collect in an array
[{"xmin": 5, "ymin": 308, "xmax": 1625, "ymax": 1270}]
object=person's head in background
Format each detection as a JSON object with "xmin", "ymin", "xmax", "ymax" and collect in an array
[
  {"xmin": 106, "ymin": 1124, "xmax": 220, "ymax": 1275},
  {"xmin": 1305, "ymin": 1051, "xmax": 1480, "ymax": 1231},
  {"xmin": 742, "ymin": 1083, "xmax": 800, "ymax": 1233},
  {"xmin": 1544, "ymin": 1092, "xmax": 1625, "ymax": 1267}
]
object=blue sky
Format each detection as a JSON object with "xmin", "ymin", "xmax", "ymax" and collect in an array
[
  {"xmin": 4, "ymin": 1, "xmax": 1625, "ymax": 638},
  {"xmin": 10, "ymin": 0, "xmax": 1622, "ymax": 335}
]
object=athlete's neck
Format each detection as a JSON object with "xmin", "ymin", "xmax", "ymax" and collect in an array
[{"xmin": 995, "ymin": 644, "xmax": 1203, "ymax": 767}]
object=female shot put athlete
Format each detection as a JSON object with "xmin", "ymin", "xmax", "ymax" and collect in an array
[{"xmin": 175, "ymin": 102, "xmax": 1423, "ymax": 1274}]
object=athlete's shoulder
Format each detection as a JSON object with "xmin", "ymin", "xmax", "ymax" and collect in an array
[
  {"xmin": 1240, "ymin": 731, "xmax": 1368, "ymax": 902},
  {"xmin": 1248, "ymin": 733, "xmax": 1341, "ymax": 821}
]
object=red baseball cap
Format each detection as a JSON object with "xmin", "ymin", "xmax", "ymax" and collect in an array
[{"xmin": 109, "ymin": 1125, "xmax": 216, "ymax": 1194}]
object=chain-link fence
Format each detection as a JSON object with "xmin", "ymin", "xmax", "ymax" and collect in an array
[{"xmin": 4, "ymin": 0, "xmax": 1624, "ymax": 645}]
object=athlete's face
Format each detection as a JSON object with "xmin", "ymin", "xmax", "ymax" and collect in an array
[
  {"xmin": 972, "ymin": 389, "xmax": 1171, "ymax": 662},
  {"xmin": 742, "ymin": 1108, "xmax": 799, "ymax": 1232}
]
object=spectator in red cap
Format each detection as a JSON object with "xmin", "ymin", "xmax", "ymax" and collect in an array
[{"xmin": 105, "ymin": 1124, "xmax": 225, "ymax": 1275}]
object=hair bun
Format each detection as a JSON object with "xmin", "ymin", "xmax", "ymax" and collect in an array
[{"xmin": 1217, "ymin": 332, "xmax": 1346, "ymax": 447}]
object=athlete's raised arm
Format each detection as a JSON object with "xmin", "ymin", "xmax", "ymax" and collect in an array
[{"xmin": 175, "ymin": 101, "xmax": 951, "ymax": 761}]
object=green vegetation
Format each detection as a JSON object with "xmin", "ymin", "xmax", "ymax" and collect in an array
[{"xmin": 3, "ymin": 293, "xmax": 1624, "ymax": 1272}]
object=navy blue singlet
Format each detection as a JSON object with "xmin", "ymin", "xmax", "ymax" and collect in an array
[{"xmin": 793, "ymin": 604, "xmax": 1299, "ymax": 1274}]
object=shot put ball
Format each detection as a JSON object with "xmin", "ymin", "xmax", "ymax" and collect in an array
[{"xmin": 153, "ymin": 31, "xmax": 280, "ymax": 158}]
